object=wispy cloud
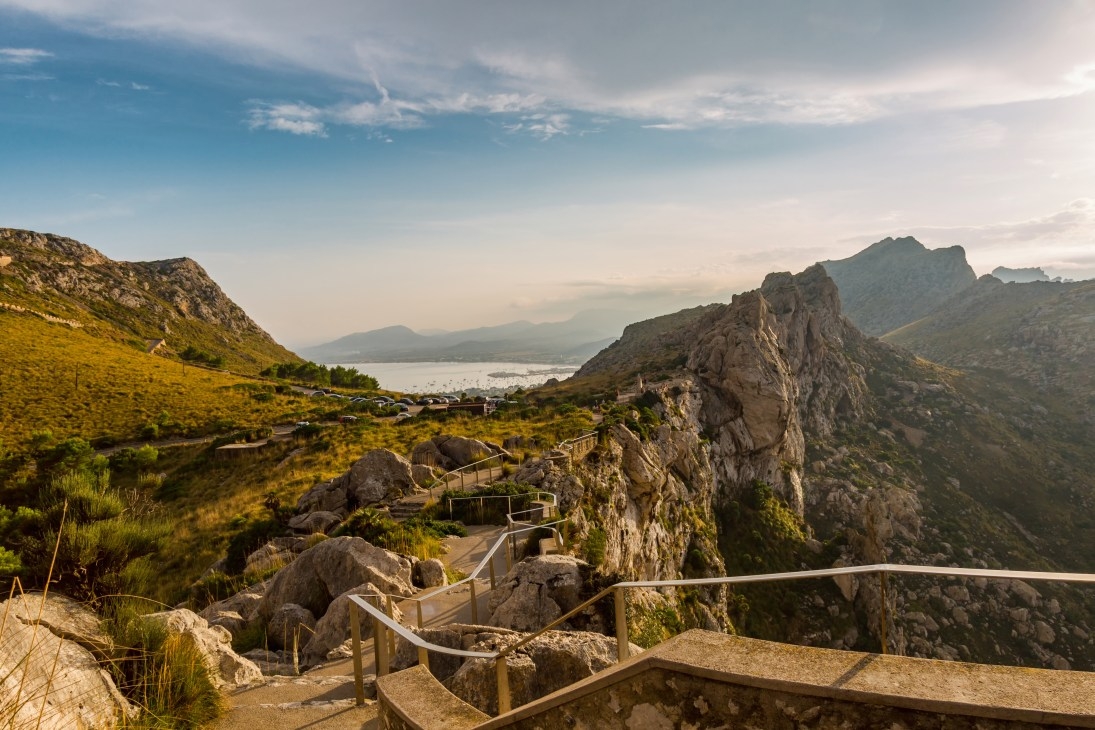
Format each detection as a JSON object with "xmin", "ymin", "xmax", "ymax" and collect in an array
[
  {"xmin": 247, "ymin": 102, "xmax": 327, "ymax": 136},
  {"xmin": 0, "ymin": 47, "xmax": 52, "ymax": 65},
  {"xmin": 97, "ymin": 78, "xmax": 151, "ymax": 90}
]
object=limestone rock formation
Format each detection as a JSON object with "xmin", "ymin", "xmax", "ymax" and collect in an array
[
  {"xmin": 295, "ymin": 448, "xmax": 421, "ymax": 514},
  {"xmin": 302, "ymin": 582, "xmax": 404, "ymax": 666},
  {"xmin": 415, "ymin": 558, "xmax": 448, "ymax": 589},
  {"xmin": 144, "ymin": 609, "xmax": 264, "ymax": 689},
  {"xmin": 0, "ymin": 593, "xmax": 135, "ymax": 730},
  {"xmin": 487, "ymin": 555, "xmax": 588, "ymax": 632}
]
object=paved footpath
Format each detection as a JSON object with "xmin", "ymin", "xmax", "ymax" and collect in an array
[{"xmin": 215, "ymin": 525, "xmax": 506, "ymax": 730}]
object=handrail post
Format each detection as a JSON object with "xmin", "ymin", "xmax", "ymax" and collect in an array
[
  {"xmin": 489, "ymin": 554, "xmax": 496, "ymax": 589},
  {"xmin": 470, "ymin": 578, "xmax": 479, "ymax": 624},
  {"xmin": 614, "ymin": 586, "xmax": 629, "ymax": 662},
  {"xmin": 349, "ymin": 600, "xmax": 365, "ymax": 706},
  {"xmin": 879, "ymin": 571, "xmax": 889, "ymax": 655},
  {"xmin": 386, "ymin": 594, "xmax": 397, "ymax": 659},
  {"xmin": 416, "ymin": 600, "xmax": 424, "ymax": 629},
  {"xmin": 372, "ymin": 596, "xmax": 389, "ymax": 676},
  {"xmin": 417, "ymin": 646, "xmax": 430, "ymax": 671},
  {"xmin": 496, "ymin": 656, "xmax": 511, "ymax": 715}
]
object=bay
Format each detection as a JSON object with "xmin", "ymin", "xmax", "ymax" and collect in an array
[{"xmin": 334, "ymin": 361, "xmax": 578, "ymax": 394}]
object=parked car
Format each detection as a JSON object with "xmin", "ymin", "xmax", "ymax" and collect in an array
[
  {"xmin": 397, "ymin": 398, "xmax": 415, "ymax": 406},
  {"xmin": 393, "ymin": 403, "xmax": 409, "ymax": 412},
  {"xmin": 416, "ymin": 397, "xmax": 432, "ymax": 406},
  {"xmin": 395, "ymin": 412, "xmax": 413, "ymax": 420},
  {"xmin": 310, "ymin": 391, "xmax": 327, "ymax": 397},
  {"xmin": 339, "ymin": 415, "xmax": 358, "ymax": 424}
]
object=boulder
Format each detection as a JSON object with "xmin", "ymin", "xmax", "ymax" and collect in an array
[
  {"xmin": 488, "ymin": 555, "xmax": 587, "ymax": 632},
  {"xmin": 296, "ymin": 479, "xmax": 348, "ymax": 515},
  {"xmin": 433, "ymin": 435, "xmax": 501, "ymax": 467},
  {"xmin": 2, "ymin": 591, "xmax": 116, "ymax": 661},
  {"xmin": 199, "ymin": 582, "xmax": 266, "ymax": 624},
  {"xmin": 288, "ymin": 510, "xmax": 342, "ymax": 535},
  {"xmin": 144, "ymin": 609, "xmax": 264, "ymax": 689},
  {"xmin": 391, "ymin": 624, "xmax": 520, "ymax": 682},
  {"xmin": 266, "ymin": 603, "xmax": 317, "ymax": 651},
  {"xmin": 245, "ymin": 542, "xmax": 295, "ymax": 574},
  {"xmin": 204, "ymin": 610, "xmax": 248, "ymax": 639},
  {"xmin": 411, "ymin": 463, "xmax": 436, "ymax": 486},
  {"xmin": 446, "ymin": 630, "xmax": 634, "ymax": 715},
  {"xmin": 302, "ymin": 582, "xmax": 404, "ymax": 667},
  {"xmin": 0, "ymin": 594, "xmax": 135, "ymax": 730},
  {"xmin": 411, "ymin": 439, "xmax": 454, "ymax": 470},
  {"xmin": 257, "ymin": 536, "xmax": 414, "ymax": 623},
  {"xmin": 343, "ymin": 449, "xmax": 418, "ymax": 506},
  {"xmin": 503, "ymin": 435, "xmax": 527, "ymax": 450},
  {"xmin": 415, "ymin": 558, "xmax": 448, "ymax": 588},
  {"xmin": 241, "ymin": 648, "xmax": 300, "ymax": 676}
]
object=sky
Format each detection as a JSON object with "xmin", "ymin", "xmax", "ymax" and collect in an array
[{"xmin": 1, "ymin": 1, "xmax": 1094, "ymax": 348}]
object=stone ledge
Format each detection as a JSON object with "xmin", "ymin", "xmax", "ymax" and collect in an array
[
  {"xmin": 376, "ymin": 664, "xmax": 489, "ymax": 730},
  {"xmin": 476, "ymin": 630, "xmax": 1095, "ymax": 728}
]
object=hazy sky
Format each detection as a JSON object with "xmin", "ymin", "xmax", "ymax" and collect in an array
[{"xmin": 2, "ymin": 1, "xmax": 1094, "ymax": 347}]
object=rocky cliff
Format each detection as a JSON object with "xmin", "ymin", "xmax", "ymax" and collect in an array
[
  {"xmin": 820, "ymin": 236, "xmax": 976, "ymax": 336},
  {"xmin": 554, "ymin": 264, "xmax": 1095, "ymax": 670},
  {"xmin": 0, "ymin": 227, "xmax": 298, "ymax": 373}
]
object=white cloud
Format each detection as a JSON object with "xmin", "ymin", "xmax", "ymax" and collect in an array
[
  {"xmin": 0, "ymin": 47, "xmax": 52, "ymax": 64},
  {"xmin": 247, "ymin": 102, "xmax": 327, "ymax": 136}
]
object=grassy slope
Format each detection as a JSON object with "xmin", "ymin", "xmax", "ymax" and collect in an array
[
  {"xmin": 122, "ymin": 406, "xmax": 595, "ymax": 601},
  {"xmin": 0, "ymin": 310, "xmax": 323, "ymax": 450}
]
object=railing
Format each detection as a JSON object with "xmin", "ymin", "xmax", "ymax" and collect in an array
[
  {"xmin": 446, "ymin": 492, "xmax": 557, "ymax": 522},
  {"xmin": 549, "ymin": 432, "xmax": 597, "ymax": 462},
  {"xmin": 349, "ymin": 561, "xmax": 1095, "ymax": 715},
  {"xmin": 347, "ymin": 518, "xmax": 568, "ymax": 704},
  {"xmin": 426, "ymin": 452, "xmax": 507, "ymax": 497}
]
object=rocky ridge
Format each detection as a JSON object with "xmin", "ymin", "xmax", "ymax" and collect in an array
[{"xmin": 0, "ymin": 227, "xmax": 297, "ymax": 372}]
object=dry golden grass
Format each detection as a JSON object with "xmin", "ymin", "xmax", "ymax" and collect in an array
[{"xmin": 0, "ymin": 311, "xmax": 325, "ymax": 450}]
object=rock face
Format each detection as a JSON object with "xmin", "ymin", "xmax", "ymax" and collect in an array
[
  {"xmin": 488, "ymin": 555, "xmax": 588, "ymax": 632},
  {"xmin": 302, "ymin": 582, "xmax": 404, "ymax": 666},
  {"xmin": 0, "ymin": 593, "xmax": 134, "ymax": 730},
  {"xmin": 143, "ymin": 608, "xmax": 264, "ymax": 689},
  {"xmin": 415, "ymin": 558, "xmax": 448, "ymax": 589},
  {"xmin": 820, "ymin": 235, "xmax": 977, "ymax": 336}
]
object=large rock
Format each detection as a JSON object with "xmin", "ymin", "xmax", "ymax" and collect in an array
[
  {"xmin": 411, "ymin": 439, "xmax": 455, "ymax": 470},
  {"xmin": 488, "ymin": 555, "xmax": 588, "ymax": 632},
  {"xmin": 302, "ymin": 582, "xmax": 404, "ymax": 666},
  {"xmin": 343, "ymin": 449, "xmax": 418, "ymax": 506},
  {"xmin": 144, "ymin": 608, "xmax": 264, "ymax": 689},
  {"xmin": 436, "ymin": 435, "xmax": 504, "ymax": 467},
  {"xmin": 390, "ymin": 623, "xmax": 520, "ymax": 683},
  {"xmin": 2, "ymin": 591, "xmax": 116, "ymax": 660},
  {"xmin": 245, "ymin": 542, "xmax": 295, "ymax": 574},
  {"xmin": 295, "ymin": 479, "xmax": 348, "ymax": 515},
  {"xmin": 0, "ymin": 594, "xmax": 135, "ymax": 729},
  {"xmin": 258, "ymin": 536, "xmax": 414, "ymax": 624},
  {"xmin": 411, "ymin": 463, "xmax": 435, "ymax": 486},
  {"xmin": 199, "ymin": 581, "xmax": 266, "ymax": 624},
  {"xmin": 415, "ymin": 558, "xmax": 448, "ymax": 589},
  {"xmin": 288, "ymin": 510, "xmax": 342, "ymax": 535},
  {"xmin": 446, "ymin": 630, "xmax": 632, "ymax": 715},
  {"xmin": 266, "ymin": 603, "xmax": 317, "ymax": 651}
]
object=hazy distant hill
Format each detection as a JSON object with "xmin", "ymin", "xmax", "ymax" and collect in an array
[
  {"xmin": 885, "ymin": 275, "xmax": 1095, "ymax": 420},
  {"xmin": 991, "ymin": 266, "xmax": 1072, "ymax": 283},
  {"xmin": 301, "ymin": 309, "xmax": 635, "ymax": 364},
  {"xmin": 0, "ymin": 227, "xmax": 298, "ymax": 373},
  {"xmin": 820, "ymin": 236, "xmax": 976, "ymax": 336}
]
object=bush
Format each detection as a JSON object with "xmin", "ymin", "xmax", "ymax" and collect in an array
[{"xmin": 2, "ymin": 470, "xmax": 169, "ymax": 603}]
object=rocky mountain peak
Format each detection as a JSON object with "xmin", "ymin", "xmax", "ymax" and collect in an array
[{"xmin": 0, "ymin": 227, "xmax": 108, "ymax": 266}]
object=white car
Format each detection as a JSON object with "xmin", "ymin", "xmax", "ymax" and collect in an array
[{"xmin": 395, "ymin": 412, "xmax": 413, "ymax": 420}]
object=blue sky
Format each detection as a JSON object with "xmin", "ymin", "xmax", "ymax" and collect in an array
[{"xmin": 2, "ymin": 1, "xmax": 1094, "ymax": 347}]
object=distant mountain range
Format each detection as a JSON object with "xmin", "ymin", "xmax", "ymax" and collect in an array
[{"xmin": 299, "ymin": 309, "xmax": 636, "ymax": 365}]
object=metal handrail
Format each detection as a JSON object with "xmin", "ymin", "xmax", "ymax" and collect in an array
[
  {"xmin": 350, "ymin": 559, "xmax": 1095, "ymax": 715},
  {"xmin": 427, "ymin": 452, "xmax": 507, "ymax": 497},
  {"xmin": 557, "ymin": 432, "xmax": 597, "ymax": 450}
]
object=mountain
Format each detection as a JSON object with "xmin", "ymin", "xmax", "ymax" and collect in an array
[
  {"xmin": 537, "ymin": 264, "xmax": 1095, "ymax": 670},
  {"xmin": 300, "ymin": 309, "xmax": 637, "ymax": 364},
  {"xmin": 820, "ymin": 236, "xmax": 976, "ymax": 336},
  {"xmin": 0, "ymin": 228, "xmax": 298, "ymax": 372},
  {"xmin": 885, "ymin": 275, "xmax": 1095, "ymax": 422},
  {"xmin": 991, "ymin": 266, "xmax": 1073, "ymax": 283}
]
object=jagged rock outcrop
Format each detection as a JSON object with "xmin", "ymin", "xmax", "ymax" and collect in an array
[
  {"xmin": 0, "ymin": 593, "xmax": 135, "ymax": 729},
  {"xmin": 411, "ymin": 435, "xmax": 506, "ymax": 470}
]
